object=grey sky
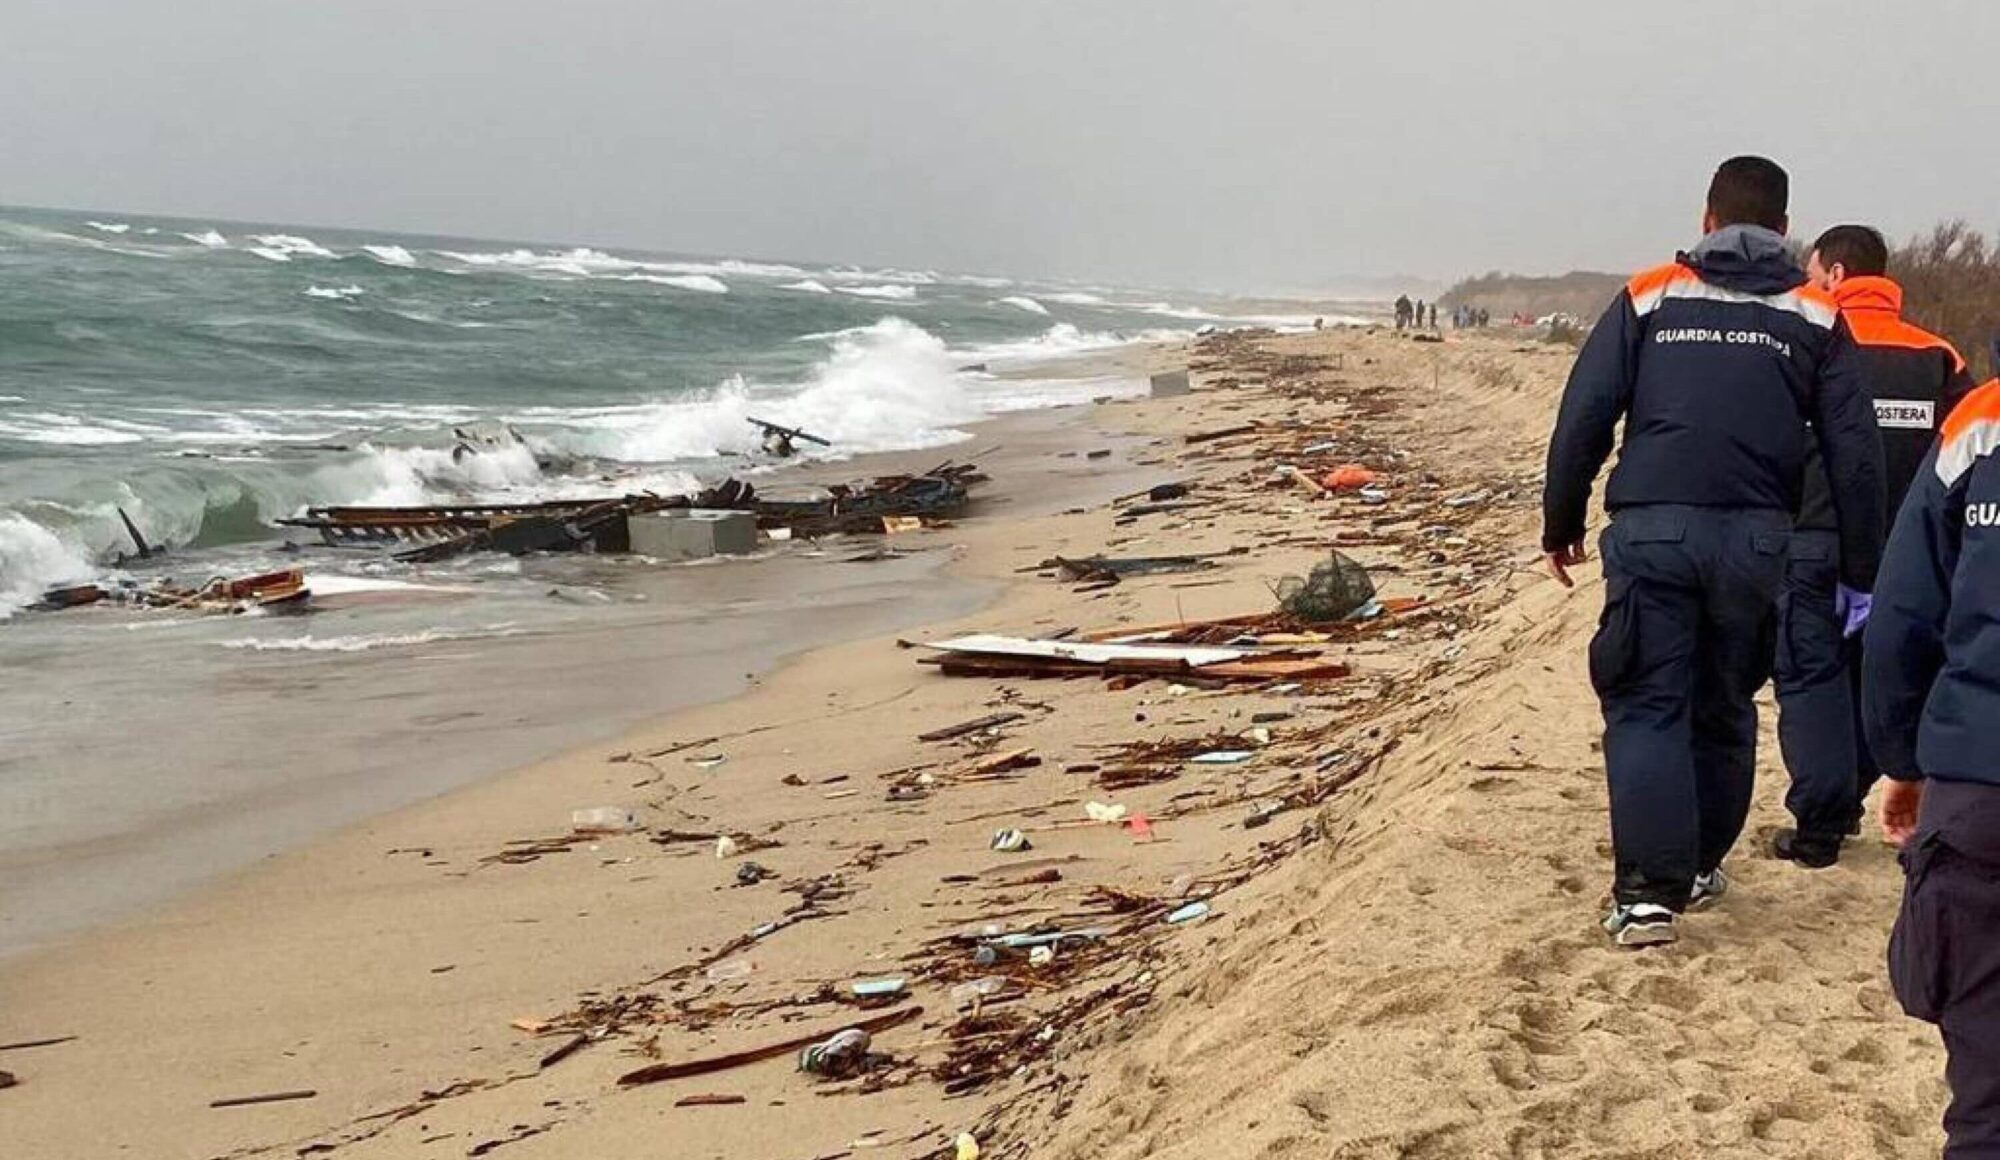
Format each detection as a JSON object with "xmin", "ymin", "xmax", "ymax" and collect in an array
[{"xmin": 5, "ymin": 1, "xmax": 1998, "ymax": 293}]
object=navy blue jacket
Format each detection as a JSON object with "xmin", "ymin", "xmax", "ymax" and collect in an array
[
  {"xmin": 1542, "ymin": 226, "xmax": 1887, "ymax": 589},
  {"xmin": 1864, "ymin": 382, "xmax": 2000, "ymax": 783},
  {"xmin": 1797, "ymin": 276, "xmax": 1974, "ymax": 535}
]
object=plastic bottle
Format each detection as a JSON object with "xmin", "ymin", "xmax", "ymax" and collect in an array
[
  {"xmin": 949, "ymin": 976, "xmax": 1009, "ymax": 1008},
  {"xmin": 705, "ymin": 958, "xmax": 757, "ymax": 982},
  {"xmin": 570, "ymin": 807, "xmax": 638, "ymax": 834}
]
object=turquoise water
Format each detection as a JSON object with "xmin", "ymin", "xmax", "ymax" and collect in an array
[{"xmin": 0, "ymin": 206, "xmax": 1328, "ymax": 612}]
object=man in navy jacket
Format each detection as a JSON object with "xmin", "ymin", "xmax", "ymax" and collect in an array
[
  {"xmin": 1772, "ymin": 225, "xmax": 1975, "ymax": 868},
  {"xmin": 1866, "ymin": 381, "xmax": 2000, "ymax": 1155},
  {"xmin": 1541, "ymin": 156, "xmax": 1885, "ymax": 947}
]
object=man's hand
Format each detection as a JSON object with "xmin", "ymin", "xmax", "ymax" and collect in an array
[
  {"xmin": 1545, "ymin": 542, "xmax": 1589, "ymax": 589},
  {"xmin": 1882, "ymin": 778, "xmax": 1925, "ymax": 849}
]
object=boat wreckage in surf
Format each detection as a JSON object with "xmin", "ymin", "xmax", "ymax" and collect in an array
[{"xmin": 277, "ymin": 462, "xmax": 988, "ymax": 562}]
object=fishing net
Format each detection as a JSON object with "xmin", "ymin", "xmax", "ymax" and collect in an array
[{"xmin": 1273, "ymin": 551, "xmax": 1377, "ymax": 623}]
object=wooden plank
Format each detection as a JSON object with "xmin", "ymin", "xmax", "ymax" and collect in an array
[
  {"xmin": 924, "ymin": 635, "xmax": 1251, "ymax": 668},
  {"xmin": 917, "ymin": 713, "xmax": 1024, "ymax": 742},
  {"xmin": 210, "ymin": 1090, "xmax": 317, "ymax": 1109},
  {"xmin": 617, "ymin": 1007, "xmax": 923, "ymax": 1088}
]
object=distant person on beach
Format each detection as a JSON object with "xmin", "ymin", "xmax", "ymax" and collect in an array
[
  {"xmin": 1427, "ymin": 303, "xmax": 1437, "ymax": 329},
  {"xmin": 1771, "ymin": 225, "xmax": 1974, "ymax": 869},
  {"xmin": 1394, "ymin": 294, "xmax": 1412, "ymax": 329},
  {"xmin": 1540, "ymin": 155, "xmax": 1885, "ymax": 947},
  {"xmin": 1865, "ymin": 378, "xmax": 2000, "ymax": 1155},
  {"xmin": 1414, "ymin": 299, "xmax": 1426, "ymax": 330}
]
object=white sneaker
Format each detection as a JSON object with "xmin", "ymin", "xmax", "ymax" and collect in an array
[
  {"xmin": 1688, "ymin": 867, "xmax": 1729, "ymax": 912},
  {"xmin": 1603, "ymin": 903, "xmax": 1679, "ymax": 947}
]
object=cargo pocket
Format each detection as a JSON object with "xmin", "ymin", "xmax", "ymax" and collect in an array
[
  {"xmin": 1889, "ymin": 833, "xmax": 1950, "ymax": 1024},
  {"xmin": 1749, "ymin": 530, "xmax": 1793, "ymax": 596},
  {"xmin": 1588, "ymin": 576, "xmax": 1640, "ymax": 694}
]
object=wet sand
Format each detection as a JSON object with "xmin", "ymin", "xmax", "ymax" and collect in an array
[{"xmin": 0, "ymin": 402, "xmax": 1161, "ymax": 959}]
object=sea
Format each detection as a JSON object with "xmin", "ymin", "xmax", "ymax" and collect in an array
[
  {"xmin": 0, "ymin": 205, "xmax": 1344, "ymax": 617},
  {"xmin": 0, "ymin": 205, "xmax": 1381, "ymax": 954}
]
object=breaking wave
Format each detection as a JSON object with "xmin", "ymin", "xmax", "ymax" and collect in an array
[
  {"xmin": 363, "ymin": 244, "xmax": 417, "ymax": 267},
  {"xmin": 0, "ymin": 513, "xmax": 95, "ymax": 618},
  {"xmin": 303, "ymin": 285, "xmax": 365, "ymax": 301},
  {"xmin": 781, "ymin": 280, "xmax": 833, "ymax": 294},
  {"xmin": 559, "ymin": 318, "xmax": 980, "ymax": 464},
  {"xmin": 621, "ymin": 273, "xmax": 729, "ymax": 294},
  {"xmin": 86, "ymin": 221, "xmax": 131, "ymax": 235},
  {"xmin": 836, "ymin": 284, "xmax": 918, "ymax": 302},
  {"xmin": 965, "ymin": 322, "xmax": 1192, "ymax": 366},
  {"xmin": 249, "ymin": 234, "xmax": 336, "ymax": 262},
  {"xmin": 997, "ymin": 296, "xmax": 1049, "ymax": 315},
  {"xmin": 180, "ymin": 229, "xmax": 229, "ymax": 247}
]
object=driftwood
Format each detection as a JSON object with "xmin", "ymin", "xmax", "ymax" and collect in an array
[
  {"xmin": 210, "ymin": 1089, "xmax": 318, "ymax": 1109},
  {"xmin": 616, "ymin": 1006, "xmax": 923, "ymax": 1088},
  {"xmin": 917, "ymin": 713, "xmax": 1023, "ymax": 743}
]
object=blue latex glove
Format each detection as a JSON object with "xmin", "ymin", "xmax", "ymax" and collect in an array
[{"xmin": 1835, "ymin": 585, "xmax": 1873, "ymax": 639}]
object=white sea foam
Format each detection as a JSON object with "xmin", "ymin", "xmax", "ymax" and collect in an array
[
  {"xmin": 250, "ymin": 234, "xmax": 336, "ymax": 260},
  {"xmin": 218, "ymin": 625, "xmax": 528, "ymax": 653},
  {"xmin": 304, "ymin": 284, "xmax": 365, "ymax": 301},
  {"xmin": 85, "ymin": 221, "xmax": 131, "ymax": 235},
  {"xmin": 180, "ymin": 229, "xmax": 229, "ymax": 247},
  {"xmin": 0, "ymin": 513, "xmax": 95, "ymax": 618},
  {"xmin": 559, "ymin": 318, "xmax": 979, "ymax": 465},
  {"xmin": 1046, "ymin": 291, "xmax": 1106, "ymax": 306},
  {"xmin": 363, "ymin": 244, "xmax": 417, "ymax": 267},
  {"xmin": 651, "ymin": 258, "xmax": 805, "ymax": 279},
  {"xmin": 0, "ymin": 412, "xmax": 151, "ymax": 445},
  {"xmin": 997, "ymin": 296, "xmax": 1049, "ymax": 315},
  {"xmin": 964, "ymin": 322, "xmax": 1192, "ymax": 366},
  {"xmin": 621, "ymin": 273, "xmax": 729, "ymax": 294},
  {"xmin": 823, "ymin": 266, "xmax": 938, "ymax": 286},
  {"xmin": 781, "ymin": 280, "xmax": 833, "ymax": 294},
  {"xmin": 836, "ymin": 284, "xmax": 919, "ymax": 302}
]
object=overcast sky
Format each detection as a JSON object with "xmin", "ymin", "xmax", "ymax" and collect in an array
[{"xmin": 6, "ymin": 1, "xmax": 1999, "ymax": 293}]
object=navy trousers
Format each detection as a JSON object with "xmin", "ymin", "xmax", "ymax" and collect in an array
[
  {"xmin": 1591, "ymin": 505, "xmax": 1790, "ymax": 910},
  {"xmin": 1892, "ymin": 782, "xmax": 2000, "ymax": 1157},
  {"xmin": 1774, "ymin": 529, "xmax": 1878, "ymax": 841}
]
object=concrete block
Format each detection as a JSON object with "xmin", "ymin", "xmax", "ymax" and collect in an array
[
  {"xmin": 1150, "ymin": 370, "xmax": 1191, "ymax": 398},
  {"xmin": 627, "ymin": 509, "xmax": 759, "ymax": 561}
]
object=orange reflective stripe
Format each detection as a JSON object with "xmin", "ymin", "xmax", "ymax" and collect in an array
[
  {"xmin": 1938, "ymin": 380, "xmax": 2000, "ymax": 484},
  {"xmin": 1841, "ymin": 310, "xmax": 1967, "ymax": 372},
  {"xmin": 1626, "ymin": 263, "xmax": 1701, "ymax": 316},
  {"xmin": 1941, "ymin": 380, "xmax": 2000, "ymax": 445}
]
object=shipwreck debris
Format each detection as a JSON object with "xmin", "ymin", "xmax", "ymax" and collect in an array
[
  {"xmin": 34, "ymin": 568, "xmax": 310, "ymax": 616},
  {"xmin": 279, "ymin": 463, "xmax": 986, "ymax": 560},
  {"xmin": 749, "ymin": 417, "xmax": 831, "ymax": 458},
  {"xmin": 210, "ymin": 1089, "xmax": 319, "ymax": 1109},
  {"xmin": 617, "ymin": 1006, "xmax": 923, "ymax": 1088}
]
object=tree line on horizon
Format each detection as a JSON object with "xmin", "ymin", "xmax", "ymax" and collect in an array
[{"xmin": 1440, "ymin": 221, "xmax": 2000, "ymax": 379}]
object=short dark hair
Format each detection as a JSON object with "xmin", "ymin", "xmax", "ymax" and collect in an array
[
  {"xmin": 1706, "ymin": 156, "xmax": 1789, "ymax": 231},
  {"xmin": 1811, "ymin": 224, "xmax": 1889, "ymax": 278}
]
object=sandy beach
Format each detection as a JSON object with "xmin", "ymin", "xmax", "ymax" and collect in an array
[{"xmin": 0, "ymin": 325, "xmax": 1952, "ymax": 1159}]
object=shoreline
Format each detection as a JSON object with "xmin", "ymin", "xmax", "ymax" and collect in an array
[{"xmin": 0, "ymin": 355, "xmax": 1183, "ymax": 960}]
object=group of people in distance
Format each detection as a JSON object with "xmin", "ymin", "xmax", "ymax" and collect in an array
[
  {"xmin": 1393, "ymin": 294, "xmax": 1433, "ymax": 330},
  {"xmin": 1540, "ymin": 154, "xmax": 2000, "ymax": 1153},
  {"xmin": 1395, "ymin": 294, "xmax": 1490, "ymax": 330}
]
